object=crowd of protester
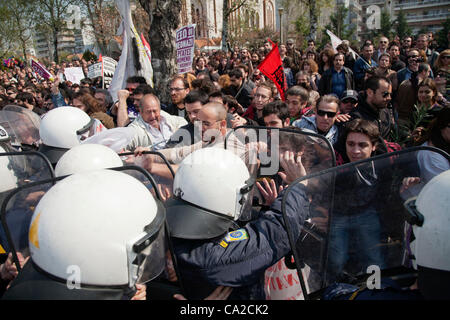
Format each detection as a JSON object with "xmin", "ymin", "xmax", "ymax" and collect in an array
[{"xmin": 1, "ymin": 30, "xmax": 450, "ymax": 300}]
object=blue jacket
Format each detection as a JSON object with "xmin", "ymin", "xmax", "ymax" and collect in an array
[
  {"xmin": 172, "ymin": 183, "xmax": 309, "ymax": 300},
  {"xmin": 353, "ymin": 57, "xmax": 377, "ymax": 90}
]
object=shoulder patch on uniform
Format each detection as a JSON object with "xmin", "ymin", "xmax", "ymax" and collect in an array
[
  {"xmin": 224, "ymin": 229, "xmax": 249, "ymax": 243},
  {"xmin": 218, "ymin": 229, "xmax": 249, "ymax": 248}
]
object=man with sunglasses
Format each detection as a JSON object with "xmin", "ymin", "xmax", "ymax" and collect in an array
[
  {"xmin": 349, "ymin": 76, "xmax": 394, "ymax": 139},
  {"xmin": 293, "ymin": 94, "xmax": 340, "ymax": 145},
  {"xmin": 373, "ymin": 36, "xmax": 389, "ymax": 63},
  {"xmin": 339, "ymin": 90, "xmax": 359, "ymax": 114},
  {"xmin": 397, "ymin": 49, "xmax": 421, "ymax": 84}
]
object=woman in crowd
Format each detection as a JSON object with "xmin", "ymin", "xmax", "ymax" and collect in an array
[
  {"xmin": 72, "ymin": 91, "xmax": 115, "ymax": 129},
  {"xmin": 318, "ymin": 48, "xmax": 335, "ymax": 74},
  {"xmin": 194, "ymin": 57, "xmax": 208, "ymax": 76},
  {"xmin": 432, "ymin": 49, "xmax": 450, "ymax": 75},
  {"xmin": 300, "ymin": 58, "xmax": 321, "ymax": 91}
]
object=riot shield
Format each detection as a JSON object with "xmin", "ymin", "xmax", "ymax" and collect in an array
[
  {"xmin": 0, "ymin": 151, "xmax": 55, "ymax": 263},
  {"xmin": 1, "ymin": 166, "xmax": 185, "ymax": 299},
  {"xmin": 0, "ymin": 107, "xmax": 41, "ymax": 149},
  {"xmin": 119, "ymin": 151, "xmax": 175, "ymax": 202},
  {"xmin": 225, "ymin": 126, "xmax": 336, "ymax": 208},
  {"xmin": 281, "ymin": 146, "xmax": 450, "ymax": 300}
]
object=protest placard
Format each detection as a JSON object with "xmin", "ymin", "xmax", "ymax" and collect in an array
[
  {"xmin": 87, "ymin": 62, "xmax": 102, "ymax": 79},
  {"xmin": 30, "ymin": 59, "xmax": 54, "ymax": 81},
  {"xmin": 102, "ymin": 57, "xmax": 118, "ymax": 88},
  {"xmin": 64, "ymin": 67, "xmax": 85, "ymax": 85},
  {"xmin": 176, "ymin": 24, "xmax": 196, "ymax": 74}
]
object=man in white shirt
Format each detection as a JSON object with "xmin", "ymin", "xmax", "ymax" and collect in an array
[{"xmin": 126, "ymin": 94, "xmax": 187, "ymax": 151}]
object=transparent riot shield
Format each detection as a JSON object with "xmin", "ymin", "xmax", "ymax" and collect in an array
[
  {"xmin": 0, "ymin": 107, "xmax": 41, "ymax": 149},
  {"xmin": 0, "ymin": 151, "xmax": 55, "ymax": 265},
  {"xmin": 0, "ymin": 165, "xmax": 185, "ymax": 297},
  {"xmin": 281, "ymin": 146, "xmax": 450, "ymax": 300},
  {"xmin": 119, "ymin": 151, "xmax": 175, "ymax": 203},
  {"xmin": 225, "ymin": 126, "xmax": 336, "ymax": 209}
]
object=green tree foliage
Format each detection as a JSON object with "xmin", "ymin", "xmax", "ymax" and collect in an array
[
  {"xmin": 323, "ymin": 4, "xmax": 356, "ymax": 44},
  {"xmin": 82, "ymin": 49, "xmax": 97, "ymax": 62},
  {"xmin": 393, "ymin": 10, "xmax": 412, "ymax": 40},
  {"xmin": 379, "ymin": 8, "xmax": 393, "ymax": 39},
  {"xmin": 436, "ymin": 17, "xmax": 450, "ymax": 50}
]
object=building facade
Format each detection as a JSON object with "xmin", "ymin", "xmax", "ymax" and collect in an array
[
  {"xmin": 180, "ymin": 0, "xmax": 277, "ymax": 46},
  {"xmin": 359, "ymin": 0, "xmax": 449, "ymax": 38}
]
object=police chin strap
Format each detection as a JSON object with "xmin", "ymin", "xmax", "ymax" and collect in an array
[
  {"xmin": 76, "ymin": 118, "xmax": 96, "ymax": 136},
  {"xmin": 403, "ymin": 197, "xmax": 424, "ymax": 227}
]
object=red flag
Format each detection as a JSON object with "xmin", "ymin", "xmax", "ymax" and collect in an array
[
  {"xmin": 98, "ymin": 54, "xmax": 103, "ymax": 62},
  {"xmin": 257, "ymin": 39, "xmax": 287, "ymax": 101}
]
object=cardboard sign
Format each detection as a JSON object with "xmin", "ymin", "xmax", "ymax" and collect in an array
[
  {"xmin": 102, "ymin": 57, "xmax": 118, "ymax": 88},
  {"xmin": 64, "ymin": 67, "xmax": 85, "ymax": 85},
  {"xmin": 176, "ymin": 24, "xmax": 196, "ymax": 74},
  {"xmin": 87, "ymin": 62, "xmax": 102, "ymax": 79}
]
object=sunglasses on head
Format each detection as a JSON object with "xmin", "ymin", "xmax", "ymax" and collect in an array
[{"xmin": 317, "ymin": 110, "xmax": 337, "ymax": 118}]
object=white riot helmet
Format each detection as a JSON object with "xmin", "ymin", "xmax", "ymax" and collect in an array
[
  {"xmin": 404, "ymin": 169, "xmax": 450, "ymax": 299},
  {"xmin": 4, "ymin": 170, "xmax": 167, "ymax": 299},
  {"xmin": 38, "ymin": 107, "xmax": 96, "ymax": 164},
  {"xmin": 166, "ymin": 148, "xmax": 255, "ymax": 239},
  {"xmin": 55, "ymin": 144, "xmax": 123, "ymax": 177}
]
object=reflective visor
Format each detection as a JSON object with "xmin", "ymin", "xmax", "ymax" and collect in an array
[
  {"xmin": 236, "ymin": 177, "xmax": 256, "ymax": 221},
  {"xmin": 127, "ymin": 201, "xmax": 167, "ymax": 286}
]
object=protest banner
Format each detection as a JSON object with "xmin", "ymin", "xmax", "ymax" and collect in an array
[
  {"xmin": 102, "ymin": 57, "xmax": 118, "ymax": 89},
  {"xmin": 30, "ymin": 59, "xmax": 54, "ymax": 81},
  {"xmin": 108, "ymin": 0, "xmax": 154, "ymax": 101},
  {"xmin": 64, "ymin": 67, "xmax": 85, "ymax": 85},
  {"xmin": 326, "ymin": 29, "xmax": 359, "ymax": 60},
  {"xmin": 176, "ymin": 24, "xmax": 196, "ymax": 74},
  {"xmin": 87, "ymin": 62, "xmax": 102, "ymax": 79},
  {"xmin": 257, "ymin": 39, "xmax": 287, "ymax": 101}
]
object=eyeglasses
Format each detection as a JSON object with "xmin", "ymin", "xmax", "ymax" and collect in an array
[
  {"xmin": 381, "ymin": 91, "xmax": 391, "ymax": 98},
  {"xmin": 341, "ymin": 99, "xmax": 357, "ymax": 104},
  {"xmin": 169, "ymin": 87, "xmax": 185, "ymax": 92},
  {"xmin": 317, "ymin": 110, "xmax": 337, "ymax": 118},
  {"xmin": 408, "ymin": 55, "xmax": 419, "ymax": 59},
  {"xmin": 380, "ymin": 41, "xmax": 388, "ymax": 44},
  {"xmin": 442, "ymin": 56, "xmax": 450, "ymax": 59}
]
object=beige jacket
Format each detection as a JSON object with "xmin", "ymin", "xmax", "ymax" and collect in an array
[{"xmin": 126, "ymin": 110, "xmax": 187, "ymax": 151}]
